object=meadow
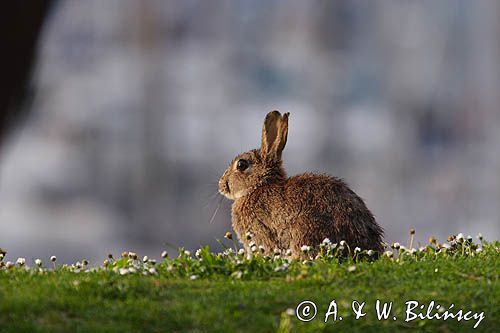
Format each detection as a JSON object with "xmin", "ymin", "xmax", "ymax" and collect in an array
[{"xmin": 0, "ymin": 233, "xmax": 498, "ymax": 332}]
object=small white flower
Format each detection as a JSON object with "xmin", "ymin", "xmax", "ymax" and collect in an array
[
  {"xmin": 300, "ymin": 245, "xmax": 311, "ymax": 253},
  {"xmin": 340, "ymin": 240, "xmax": 346, "ymax": 246},
  {"xmin": 119, "ymin": 268, "xmax": 129, "ymax": 275},
  {"xmin": 258, "ymin": 245, "xmax": 265, "ymax": 253},
  {"xmin": 166, "ymin": 265, "xmax": 173, "ymax": 272},
  {"xmin": 331, "ymin": 243, "xmax": 337, "ymax": 249},
  {"xmin": 128, "ymin": 252, "xmax": 137, "ymax": 259},
  {"xmin": 16, "ymin": 258, "xmax": 26, "ymax": 266},
  {"xmin": 456, "ymin": 233, "xmax": 464, "ymax": 242},
  {"xmin": 419, "ymin": 246, "xmax": 426, "ymax": 252},
  {"xmin": 195, "ymin": 249, "xmax": 202, "ymax": 258},
  {"xmin": 476, "ymin": 233, "xmax": 483, "ymax": 240},
  {"xmin": 35, "ymin": 259, "xmax": 42, "ymax": 267},
  {"xmin": 354, "ymin": 247, "xmax": 361, "ymax": 253},
  {"xmin": 434, "ymin": 268, "xmax": 439, "ymax": 273},
  {"xmin": 410, "ymin": 248, "xmax": 417, "ymax": 254},
  {"xmin": 248, "ymin": 241, "xmax": 256, "ymax": 248},
  {"xmin": 161, "ymin": 250, "xmax": 168, "ymax": 258},
  {"xmin": 441, "ymin": 243, "xmax": 451, "ymax": 249},
  {"xmin": 142, "ymin": 256, "xmax": 149, "ymax": 263},
  {"xmin": 367, "ymin": 250, "xmax": 374, "ymax": 256},
  {"xmin": 467, "ymin": 235, "xmax": 473, "ymax": 242},
  {"xmin": 383, "ymin": 251, "xmax": 393, "ymax": 258},
  {"xmin": 321, "ymin": 238, "xmax": 331, "ymax": 245},
  {"xmin": 148, "ymin": 267, "xmax": 157, "ymax": 275},
  {"xmin": 128, "ymin": 267, "xmax": 137, "ymax": 274},
  {"xmin": 0, "ymin": 254, "xmax": 3, "ymax": 260},
  {"xmin": 392, "ymin": 242, "xmax": 401, "ymax": 250},
  {"xmin": 347, "ymin": 265, "xmax": 356, "ymax": 272},
  {"xmin": 50, "ymin": 256, "xmax": 57, "ymax": 262},
  {"xmin": 250, "ymin": 245, "xmax": 258, "ymax": 253},
  {"xmin": 238, "ymin": 249, "xmax": 245, "ymax": 255},
  {"xmin": 245, "ymin": 232, "xmax": 253, "ymax": 240},
  {"xmin": 184, "ymin": 250, "xmax": 191, "ymax": 257},
  {"xmin": 5, "ymin": 261, "xmax": 14, "ymax": 269},
  {"xmin": 285, "ymin": 249, "xmax": 292, "ymax": 256},
  {"xmin": 273, "ymin": 248, "xmax": 281, "ymax": 256},
  {"xmin": 285, "ymin": 308, "xmax": 295, "ymax": 316},
  {"xmin": 476, "ymin": 248, "xmax": 483, "ymax": 253},
  {"xmin": 190, "ymin": 275, "xmax": 197, "ymax": 280},
  {"xmin": 399, "ymin": 245, "xmax": 407, "ymax": 252}
]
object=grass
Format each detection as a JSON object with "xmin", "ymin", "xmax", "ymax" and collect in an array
[{"xmin": 0, "ymin": 234, "xmax": 498, "ymax": 332}]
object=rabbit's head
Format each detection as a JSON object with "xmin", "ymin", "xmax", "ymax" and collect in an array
[{"xmin": 219, "ymin": 111, "xmax": 289, "ymax": 200}]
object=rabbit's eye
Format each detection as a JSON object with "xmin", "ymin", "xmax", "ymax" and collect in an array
[{"xmin": 236, "ymin": 159, "xmax": 249, "ymax": 172}]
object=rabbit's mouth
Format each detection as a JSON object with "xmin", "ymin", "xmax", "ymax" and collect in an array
[{"xmin": 219, "ymin": 180, "xmax": 234, "ymax": 199}]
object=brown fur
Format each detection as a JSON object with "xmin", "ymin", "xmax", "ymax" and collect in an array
[{"xmin": 219, "ymin": 111, "xmax": 384, "ymax": 257}]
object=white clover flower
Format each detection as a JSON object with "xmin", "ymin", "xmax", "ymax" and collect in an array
[
  {"xmin": 16, "ymin": 258, "xmax": 26, "ymax": 266},
  {"xmin": 321, "ymin": 238, "xmax": 331, "ymax": 245},
  {"xmin": 142, "ymin": 256, "xmax": 149, "ymax": 263},
  {"xmin": 35, "ymin": 259, "xmax": 42, "ymax": 267},
  {"xmin": 354, "ymin": 247, "xmax": 361, "ymax": 253},
  {"xmin": 301, "ymin": 245, "xmax": 311, "ymax": 253},
  {"xmin": 347, "ymin": 265, "xmax": 356, "ymax": 272},
  {"xmin": 195, "ymin": 249, "xmax": 202, "ymax": 258},
  {"xmin": 190, "ymin": 275, "xmax": 197, "ymax": 280},
  {"xmin": 119, "ymin": 268, "xmax": 129, "ymax": 275},
  {"xmin": 367, "ymin": 250, "xmax": 375, "ymax": 256},
  {"xmin": 148, "ymin": 267, "xmax": 157, "ymax": 275},
  {"xmin": 161, "ymin": 250, "xmax": 168, "ymax": 258},
  {"xmin": 456, "ymin": 233, "xmax": 465, "ymax": 242},
  {"xmin": 383, "ymin": 251, "xmax": 393, "ymax": 258},
  {"xmin": 184, "ymin": 250, "xmax": 191, "ymax": 257},
  {"xmin": 50, "ymin": 256, "xmax": 57, "ymax": 262},
  {"xmin": 238, "ymin": 248, "xmax": 245, "ymax": 255}
]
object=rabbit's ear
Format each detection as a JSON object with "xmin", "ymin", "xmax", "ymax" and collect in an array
[{"xmin": 261, "ymin": 111, "xmax": 289, "ymax": 160}]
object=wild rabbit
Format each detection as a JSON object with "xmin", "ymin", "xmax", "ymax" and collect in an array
[{"xmin": 219, "ymin": 111, "xmax": 384, "ymax": 257}]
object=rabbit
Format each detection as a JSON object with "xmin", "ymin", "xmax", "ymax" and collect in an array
[{"xmin": 218, "ymin": 110, "xmax": 384, "ymax": 257}]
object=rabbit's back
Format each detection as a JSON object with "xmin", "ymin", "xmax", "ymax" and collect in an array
[{"xmin": 284, "ymin": 173, "xmax": 384, "ymax": 253}]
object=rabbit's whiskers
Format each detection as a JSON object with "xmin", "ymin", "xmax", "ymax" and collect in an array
[{"xmin": 209, "ymin": 195, "xmax": 224, "ymax": 224}]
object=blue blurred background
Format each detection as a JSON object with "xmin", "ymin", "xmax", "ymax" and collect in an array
[{"xmin": 1, "ymin": 0, "xmax": 499, "ymax": 263}]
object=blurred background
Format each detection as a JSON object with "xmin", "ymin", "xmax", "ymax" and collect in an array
[{"xmin": 1, "ymin": 0, "xmax": 499, "ymax": 264}]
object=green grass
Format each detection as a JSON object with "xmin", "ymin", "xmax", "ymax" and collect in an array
[{"xmin": 0, "ymin": 237, "xmax": 498, "ymax": 332}]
